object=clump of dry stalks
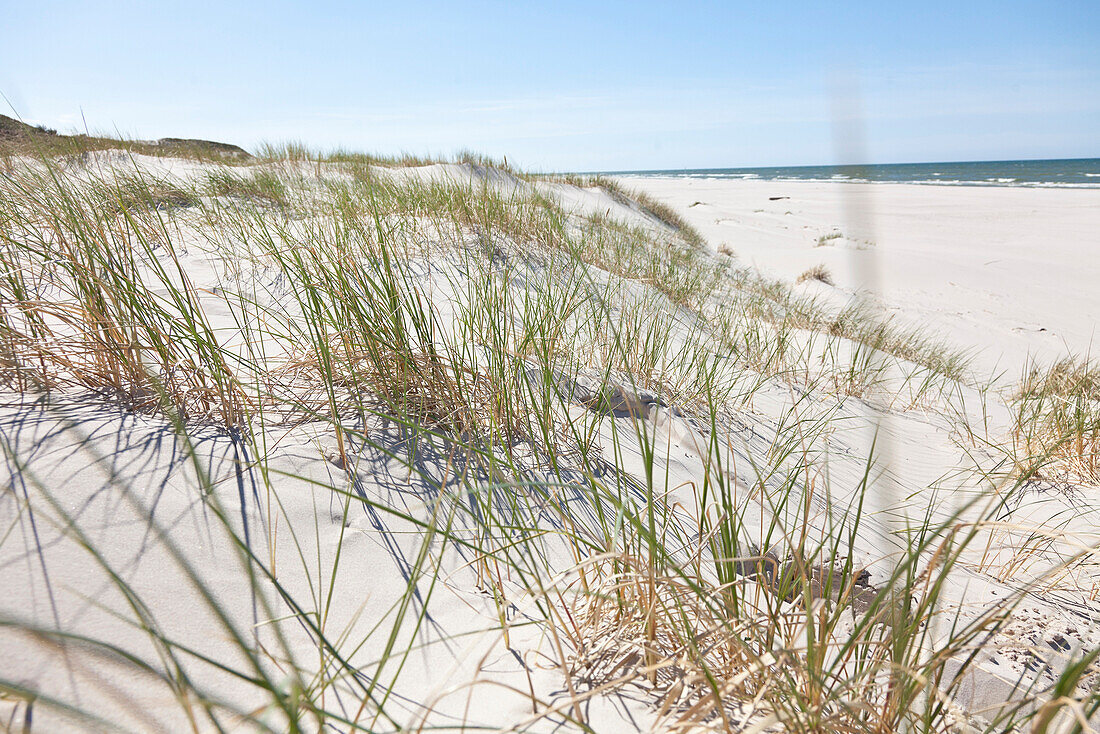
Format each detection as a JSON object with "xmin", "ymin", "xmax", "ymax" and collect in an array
[
  {"xmin": 1012, "ymin": 357, "xmax": 1100, "ymax": 485},
  {"xmin": 560, "ymin": 541, "xmax": 936, "ymax": 733}
]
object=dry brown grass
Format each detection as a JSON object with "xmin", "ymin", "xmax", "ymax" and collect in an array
[
  {"xmin": 796, "ymin": 264, "xmax": 834, "ymax": 286},
  {"xmin": 1011, "ymin": 357, "xmax": 1100, "ymax": 484},
  {"xmin": 0, "ymin": 166, "xmax": 250, "ymax": 425},
  {"xmin": 559, "ymin": 543, "xmax": 957, "ymax": 734},
  {"xmin": 273, "ymin": 336, "xmax": 523, "ymax": 437}
]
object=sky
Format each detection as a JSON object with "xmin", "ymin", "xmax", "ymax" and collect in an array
[{"xmin": 2, "ymin": 1, "xmax": 1098, "ymax": 171}]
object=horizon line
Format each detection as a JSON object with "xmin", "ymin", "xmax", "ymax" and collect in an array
[{"xmin": 576, "ymin": 155, "xmax": 1100, "ymax": 176}]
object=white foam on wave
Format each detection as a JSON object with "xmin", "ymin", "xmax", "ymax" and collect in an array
[
  {"xmin": 1031, "ymin": 181, "xmax": 1100, "ymax": 188},
  {"xmin": 616, "ymin": 170, "xmax": 1100, "ymax": 189}
]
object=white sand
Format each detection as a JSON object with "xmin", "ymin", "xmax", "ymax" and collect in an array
[
  {"xmin": 618, "ymin": 177, "xmax": 1100, "ymax": 378},
  {"xmin": 0, "ymin": 395, "xmax": 664, "ymax": 732},
  {"xmin": 2, "ymin": 157, "xmax": 1098, "ymax": 731}
]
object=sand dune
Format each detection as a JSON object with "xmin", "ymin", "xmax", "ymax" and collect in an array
[{"xmin": 1, "ymin": 149, "xmax": 1098, "ymax": 732}]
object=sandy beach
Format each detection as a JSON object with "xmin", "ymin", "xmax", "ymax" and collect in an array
[
  {"xmin": 5, "ymin": 0, "xmax": 1098, "ymax": 728},
  {"xmin": 622, "ymin": 177, "xmax": 1100, "ymax": 378},
  {"xmin": 0, "ymin": 142, "xmax": 1097, "ymax": 732}
]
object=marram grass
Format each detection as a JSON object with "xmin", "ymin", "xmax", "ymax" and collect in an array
[{"xmin": 0, "ymin": 136, "xmax": 1097, "ymax": 733}]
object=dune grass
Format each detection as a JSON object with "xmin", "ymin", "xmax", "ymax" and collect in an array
[
  {"xmin": 796, "ymin": 264, "xmax": 834, "ymax": 285},
  {"xmin": 0, "ymin": 143, "xmax": 1097, "ymax": 732},
  {"xmin": 1011, "ymin": 356, "xmax": 1100, "ymax": 485}
]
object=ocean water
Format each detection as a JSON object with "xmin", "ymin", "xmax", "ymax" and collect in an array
[{"xmin": 610, "ymin": 158, "xmax": 1100, "ymax": 188}]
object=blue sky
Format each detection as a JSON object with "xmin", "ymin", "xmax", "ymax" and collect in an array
[{"xmin": 2, "ymin": 1, "xmax": 1097, "ymax": 171}]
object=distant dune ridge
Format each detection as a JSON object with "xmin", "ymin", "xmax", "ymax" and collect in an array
[
  {"xmin": 0, "ymin": 112, "xmax": 56, "ymax": 139},
  {"xmin": 0, "ymin": 130, "xmax": 1098, "ymax": 732},
  {"xmin": 0, "ymin": 112, "xmax": 252, "ymax": 160},
  {"xmin": 150, "ymin": 136, "xmax": 252, "ymax": 159}
]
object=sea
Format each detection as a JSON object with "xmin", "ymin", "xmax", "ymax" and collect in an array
[{"xmin": 607, "ymin": 158, "xmax": 1100, "ymax": 188}]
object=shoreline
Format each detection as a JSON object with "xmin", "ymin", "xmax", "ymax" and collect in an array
[
  {"xmin": 615, "ymin": 176, "xmax": 1100, "ymax": 190},
  {"xmin": 591, "ymin": 156, "xmax": 1100, "ymax": 189}
]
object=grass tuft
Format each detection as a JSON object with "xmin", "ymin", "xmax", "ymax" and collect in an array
[
  {"xmin": 1011, "ymin": 356, "xmax": 1100, "ymax": 484},
  {"xmin": 796, "ymin": 264, "xmax": 834, "ymax": 285}
]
